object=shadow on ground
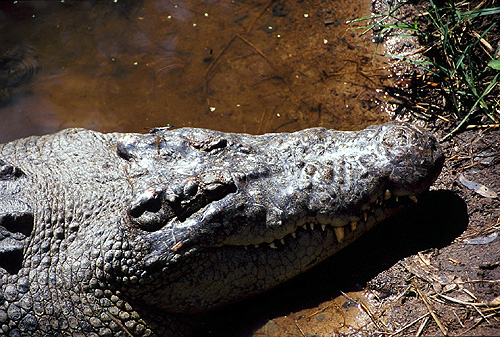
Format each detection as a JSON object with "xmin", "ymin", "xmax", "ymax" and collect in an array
[{"xmin": 196, "ymin": 190, "xmax": 468, "ymax": 336}]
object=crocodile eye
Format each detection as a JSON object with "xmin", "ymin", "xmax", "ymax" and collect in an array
[{"xmin": 128, "ymin": 187, "xmax": 176, "ymax": 232}]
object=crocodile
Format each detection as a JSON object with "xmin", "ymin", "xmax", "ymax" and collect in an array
[{"xmin": 0, "ymin": 121, "xmax": 444, "ymax": 336}]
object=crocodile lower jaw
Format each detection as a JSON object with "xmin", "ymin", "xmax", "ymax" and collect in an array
[{"xmin": 234, "ymin": 190, "xmax": 419, "ymax": 250}]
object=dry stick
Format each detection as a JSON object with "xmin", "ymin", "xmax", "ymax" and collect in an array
[
  {"xmin": 257, "ymin": 109, "xmax": 267, "ymax": 135},
  {"xmin": 204, "ymin": 35, "xmax": 238, "ymax": 93},
  {"xmin": 437, "ymin": 294, "xmax": 488, "ymax": 307},
  {"xmin": 483, "ymin": 305, "xmax": 500, "ymax": 313},
  {"xmin": 305, "ymin": 303, "xmax": 334, "ymax": 319},
  {"xmin": 324, "ymin": 58, "xmax": 386, "ymax": 85},
  {"xmin": 325, "ymin": 68, "xmax": 387, "ymax": 77},
  {"xmin": 458, "ymin": 315, "xmax": 487, "ymax": 336},
  {"xmin": 375, "ymin": 284, "xmax": 412, "ymax": 322},
  {"xmin": 246, "ymin": 0, "xmax": 273, "ymax": 33},
  {"xmin": 386, "ymin": 313, "xmax": 430, "ymax": 337},
  {"xmin": 436, "ymin": 114, "xmax": 452, "ymax": 123},
  {"xmin": 204, "ymin": 33, "xmax": 298, "ymax": 102},
  {"xmin": 471, "ymin": 303, "xmax": 490, "ymax": 325},
  {"xmin": 416, "ymin": 315, "xmax": 430, "ymax": 337},
  {"xmin": 105, "ymin": 312, "xmax": 134, "ymax": 337},
  {"xmin": 293, "ymin": 320, "xmax": 307, "ymax": 337},
  {"xmin": 466, "ymin": 123, "xmax": 500, "ymax": 129},
  {"xmin": 411, "ymin": 280, "xmax": 448, "ymax": 336},
  {"xmin": 437, "ymin": 294, "xmax": 499, "ymax": 330},
  {"xmin": 452, "ymin": 309, "xmax": 466, "ymax": 328},
  {"xmin": 235, "ymin": 33, "xmax": 297, "ymax": 97},
  {"xmin": 340, "ymin": 291, "xmax": 386, "ymax": 332},
  {"xmin": 462, "ymin": 288, "xmax": 479, "ymax": 301}
]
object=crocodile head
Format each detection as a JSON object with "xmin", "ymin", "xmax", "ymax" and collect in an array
[
  {"xmin": 0, "ymin": 122, "xmax": 443, "ymax": 335},
  {"xmin": 114, "ymin": 121, "xmax": 444, "ymax": 313}
]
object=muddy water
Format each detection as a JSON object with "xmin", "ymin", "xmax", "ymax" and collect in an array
[
  {"xmin": 0, "ymin": 0, "xmax": 391, "ymax": 143},
  {"xmin": 1, "ymin": 0, "xmax": 392, "ymax": 334},
  {"xmin": 253, "ymin": 290, "xmax": 378, "ymax": 337}
]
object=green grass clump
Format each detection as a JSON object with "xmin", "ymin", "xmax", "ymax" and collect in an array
[{"xmin": 352, "ymin": 0, "xmax": 500, "ymax": 139}]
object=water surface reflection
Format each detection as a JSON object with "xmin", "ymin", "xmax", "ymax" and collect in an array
[{"xmin": 0, "ymin": 0, "xmax": 390, "ymax": 143}]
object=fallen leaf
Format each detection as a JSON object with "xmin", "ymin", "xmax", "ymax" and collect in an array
[
  {"xmin": 464, "ymin": 232, "xmax": 498, "ymax": 245},
  {"xmin": 458, "ymin": 173, "xmax": 498, "ymax": 198}
]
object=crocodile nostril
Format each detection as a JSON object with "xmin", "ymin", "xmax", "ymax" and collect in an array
[{"xmin": 0, "ymin": 159, "xmax": 25, "ymax": 180}]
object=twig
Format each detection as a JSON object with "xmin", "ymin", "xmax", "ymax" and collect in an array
[
  {"xmin": 340, "ymin": 291, "xmax": 386, "ymax": 332},
  {"xmin": 204, "ymin": 35, "xmax": 238, "ymax": 94},
  {"xmin": 293, "ymin": 320, "xmax": 307, "ymax": 337},
  {"xmin": 376, "ymin": 284, "xmax": 412, "ymax": 320},
  {"xmin": 416, "ymin": 315, "xmax": 430, "ymax": 337},
  {"xmin": 452, "ymin": 309, "xmax": 465, "ymax": 328},
  {"xmin": 257, "ymin": 109, "xmax": 267, "ymax": 135},
  {"xmin": 305, "ymin": 303, "xmax": 334, "ymax": 319},
  {"xmin": 462, "ymin": 288, "xmax": 478, "ymax": 301},
  {"xmin": 466, "ymin": 123, "xmax": 500, "ymax": 129},
  {"xmin": 471, "ymin": 304, "xmax": 490, "ymax": 325},
  {"xmin": 235, "ymin": 33, "xmax": 296, "ymax": 96},
  {"xmin": 437, "ymin": 293, "xmax": 488, "ymax": 307},
  {"xmin": 105, "ymin": 311, "xmax": 134, "ymax": 337},
  {"xmin": 392, "ymin": 284, "xmax": 413, "ymax": 305},
  {"xmin": 246, "ymin": 0, "xmax": 273, "ymax": 33},
  {"xmin": 204, "ymin": 33, "xmax": 298, "ymax": 101},
  {"xmin": 412, "ymin": 280, "xmax": 448, "ymax": 336},
  {"xmin": 386, "ymin": 312, "xmax": 430, "ymax": 336},
  {"xmin": 483, "ymin": 305, "xmax": 500, "ymax": 313},
  {"xmin": 458, "ymin": 315, "xmax": 486, "ymax": 336},
  {"xmin": 271, "ymin": 118, "xmax": 298, "ymax": 132}
]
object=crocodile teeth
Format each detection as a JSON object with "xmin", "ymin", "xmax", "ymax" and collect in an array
[
  {"xmin": 291, "ymin": 232, "xmax": 297, "ymax": 239},
  {"xmin": 321, "ymin": 224, "xmax": 326, "ymax": 231},
  {"xmin": 395, "ymin": 195, "xmax": 399, "ymax": 202},
  {"xmin": 269, "ymin": 242, "xmax": 277, "ymax": 249},
  {"xmin": 350, "ymin": 221, "xmax": 357, "ymax": 231},
  {"xmin": 334, "ymin": 226, "xmax": 345, "ymax": 243},
  {"xmin": 384, "ymin": 189, "xmax": 392, "ymax": 200},
  {"xmin": 310, "ymin": 223, "xmax": 315, "ymax": 230},
  {"xmin": 363, "ymin": 211, "xmax": 368, "ymax": 221},
  {"xmin": 409, "ymin": 195, "xmax": 418, "ymax": 203},
  {"xmin": 280, "ymin": 238, "xmax": 285, "ymax": 245},
  {"xmin": 302, "ymin": 225, "xmax": 307, "ymax": 230}
]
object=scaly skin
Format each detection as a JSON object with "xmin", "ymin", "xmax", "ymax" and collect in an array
[{"xmin": 0, "ymin": 122, "xmax": 444, "ymax": 336}]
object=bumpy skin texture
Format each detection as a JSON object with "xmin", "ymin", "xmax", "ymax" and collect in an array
[{"xmin": 0, "ymin": 122, "xmax": 444, "ymax": 336}]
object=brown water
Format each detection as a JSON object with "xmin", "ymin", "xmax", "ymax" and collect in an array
[
  {"xmin": 0, "ymin": 0, "xmax": 391, "ymax": 143},
  {"xmin": 253, "ymin": 290, "xmax": 378, "ymax": 337}
]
